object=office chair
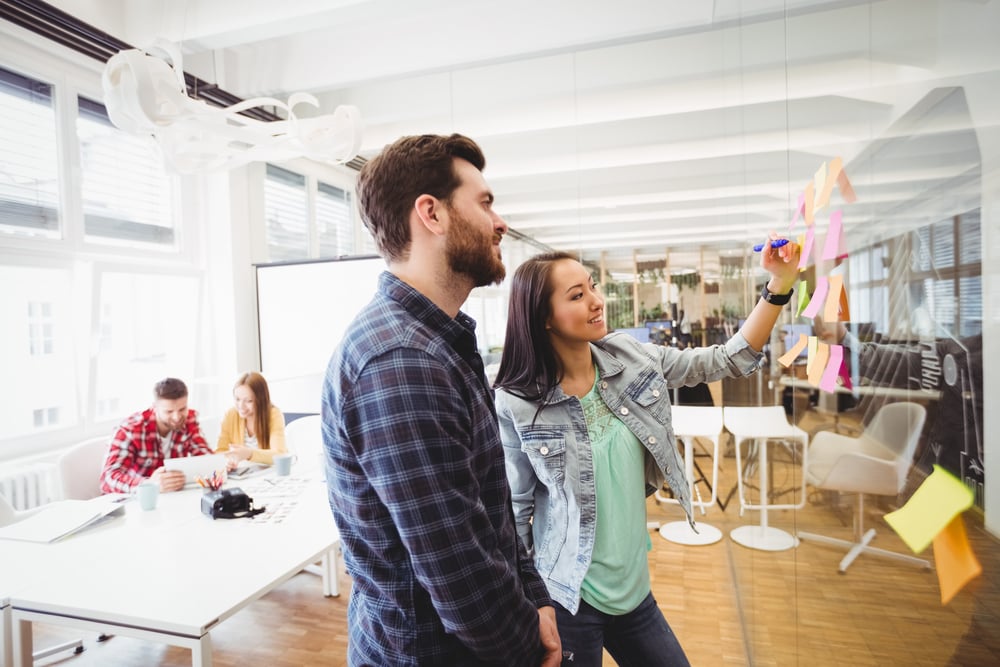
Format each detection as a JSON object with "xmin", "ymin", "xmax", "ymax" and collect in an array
[
  {"xmin": 56, "ymin": 437, "xmax": 110, "ymax": 500},
  {"xmin": 797, "ymin": 401, "xmax": 931, "ymax": 572},
  {"xmin": 1, "ymin": 494, "xmax": 86, "ymax": 663},
  {"xmin": 282, "ymin": 414, "xmax": 340, "ymax": 596}
]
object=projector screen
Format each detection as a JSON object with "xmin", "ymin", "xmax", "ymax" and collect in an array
[{"xmin": 255, "ymin": 255, "xmax": 385, "ymax": 413}]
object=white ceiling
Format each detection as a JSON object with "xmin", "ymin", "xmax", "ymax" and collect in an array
[{"xmin": 49, "ymin": 0, "xmax": 1000, "ymax": 278}]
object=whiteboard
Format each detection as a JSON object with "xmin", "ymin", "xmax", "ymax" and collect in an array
[{"xmin": 255, "ymin": 255, "xmax": 385, "ymax": 412}]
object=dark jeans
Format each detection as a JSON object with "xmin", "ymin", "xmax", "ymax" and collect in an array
[{"xmin": 555, "ymin": 593, "xmax": 691, "ymax": 667}]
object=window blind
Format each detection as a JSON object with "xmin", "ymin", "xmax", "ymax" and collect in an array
[
  {"xmin": 265, "ymin": 164, "xmax": 309, "ymax": 261},
  {"xmin": 0, "ymin": 66, "xmax": 60, "ymax": 238}
]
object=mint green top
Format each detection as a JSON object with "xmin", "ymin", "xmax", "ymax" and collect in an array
[{"xmin": 578, "ymin": 366, "xmax": 651, "ymax": 615}]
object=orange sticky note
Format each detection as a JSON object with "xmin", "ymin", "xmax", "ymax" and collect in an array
[
  {"xmin": 815, "ymin": 157, "xmax": 842, "ymax": 210},
  {"xmin": 813, "ymin": 162, "xmax": 827, "ymax": 211},
  {"xmin": 933, "ymin": 515, "xmax": 982, "ymax": 605},
  {"xmin": 824, "ymin": 275, "xmax": 844, "ymax": 323},
  {"xmin": 807, "ymin": 341, "xmax": 829, "ymax": 387},
  {"xmin": 837, "ymin": 167, "xmax": 857, "ymax": 204},
  {"xmin": 778, "ymin": 333, "xmax": 808, "ymax": 367}
]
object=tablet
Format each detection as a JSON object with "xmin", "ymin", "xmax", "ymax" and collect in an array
[{"xmin": 163, "ymin": 454, "xmax": 229, "ymax": 487}]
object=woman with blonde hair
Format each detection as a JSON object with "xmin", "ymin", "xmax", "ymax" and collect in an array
[{"xmin": 217, "ymin": 371, "xmax": 287, "ymax": 465}]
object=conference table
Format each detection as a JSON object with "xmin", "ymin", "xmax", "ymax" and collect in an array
[{"xmin": 1, "ymin": 465, "xmax": 339, "ymax": 667}]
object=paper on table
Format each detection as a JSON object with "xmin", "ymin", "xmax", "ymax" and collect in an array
[
  {"xmin": 0, "ymin": 497, "xmax": 125, "ymax": 543},
  {"xmin": 933, "ymin": 515, "xmax": 982, "ymax": 605},
  {"xmin": 884, "ymin": 465, "xmax": 974, "ymax": 554}
]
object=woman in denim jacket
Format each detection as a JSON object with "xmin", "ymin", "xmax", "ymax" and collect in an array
[{"xmin": 494, "ymin": 243, "xmax": 799, "ymax": 666}]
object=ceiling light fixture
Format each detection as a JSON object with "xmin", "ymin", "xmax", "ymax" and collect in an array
[{"xmin": 101, "ymin": 39, "xmax": 363, "ymax": 174}]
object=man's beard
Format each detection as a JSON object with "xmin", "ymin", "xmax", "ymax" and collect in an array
[{"xmin": 445, "ymin": 208, "xmax": 506, "ymax": 287}]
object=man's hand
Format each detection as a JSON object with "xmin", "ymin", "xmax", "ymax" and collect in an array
[
  {"xmin": 537, "ymin": 605, "xmax": 561, "ymax": 667},
  {"xmin": 150, "ymin": 467, "xmax": 185, "ymax": 492}
]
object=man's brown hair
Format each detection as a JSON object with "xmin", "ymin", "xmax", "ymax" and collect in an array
[
  {"xmin": 356, "ymin": 134, "xmax": 486, "ymax": 262},
  {"xmin": 154, "ymin": 377, "xmax": 188, "ymax": 400}
]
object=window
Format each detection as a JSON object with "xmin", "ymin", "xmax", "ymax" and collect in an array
[
  {"xmin": 317, "ymin": 182, "xmax": 353, "ymax": 257},
  {"xmin": 27, "ymin": 301, "xmax": 55, "ymax": 355},
  {"xmin": 0, "ymin": 66, "xmax": 60, "ymax": 239},
  {"xmin": 265, "ymin": 164, "xmax": 309, "ymax": 261},
  {"xmin": 77, "ymin": 96, "xmax": 176, "ymax": 247}
]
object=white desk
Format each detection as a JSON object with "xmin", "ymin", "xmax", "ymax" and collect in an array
[
  {"xmin": 723, "ymin": 406, "xmax": 809, "ymax": 552},
  {"xmin": 4, "ymin": 469, "xmax": 339, "ymax": 667},
  {"xmin": 656, "ymin": 406, "xmax": 724, "ymax": 546},
  {"xmin": 778, "ymin": 376, "xmax": 941, "ymax": 400}
]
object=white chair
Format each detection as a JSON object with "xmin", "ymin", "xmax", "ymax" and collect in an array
[
  {"xmin": 282, "ymin": 414, "xmax": 339, "ymax": 596},
  {"xmin": 797, "ymin": 402, "xmax": 931, "ymax": 572},
  {"xmin": 656, "ymin": 405, "xmax": 725, "ymax": 545},
  {"xmin": 56, "ymin": 436, "xmax": 110, "ymax": 500},
  {"xmin": 1, "ymin": 495, "xmax": 85, "ymax": 663},
  {"xmin": 723, "ymin": 406, "xmax": 809, "ymax": 552}
]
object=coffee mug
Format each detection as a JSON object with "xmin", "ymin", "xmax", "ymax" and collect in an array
[
  {"xmin": 273, "ymin": 453, "xmax": 297, "ymax": 476},
  {"xmin": 137, "ymin": 480, "xmax": 159, "ymax": 511}
]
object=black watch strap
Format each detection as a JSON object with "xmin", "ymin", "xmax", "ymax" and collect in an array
[{"xmin": 760, "ymin": 284, "xmax": 794, "ymax": 306}]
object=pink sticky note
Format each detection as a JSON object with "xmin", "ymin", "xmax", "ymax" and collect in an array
[
  {"xmin": 798, "ymin": 227, "xmax": 815, "ymax": 270},
  {"xmin": 822, "ymin": 210, "xmax": 844, "ymax": 261},
  {"xmin": 802, "ymin": 276, "xmax": 828, "ymax": 319},
  {"xmin": 790, "ymin": 192, "xmax": 805, "ymax": 230},
  {"xmin": 819, "ymin": 344, "xmax": 843, "ymax": 392}
]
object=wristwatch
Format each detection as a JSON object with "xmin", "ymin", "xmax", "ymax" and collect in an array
[{"xmin": 760, "ymin": 284, "xmax": 794, "ymax": 306}]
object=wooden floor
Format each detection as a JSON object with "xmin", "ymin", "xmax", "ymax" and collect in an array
[{"xmin": 32, "ymin": 416, "xmax": 1000, "ymax": 666}]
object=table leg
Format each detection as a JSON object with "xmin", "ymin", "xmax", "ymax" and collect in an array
[
  {"xmin": 191, "ymin": 633, "xmax": 213, "ymax": 667},
  {"xmin": 730, "ymin": 437, "xmax": 799, "ymax": 552},
  {"xmin": 11, "ymin": 617, "xmax": 31, "ymax": 667}
]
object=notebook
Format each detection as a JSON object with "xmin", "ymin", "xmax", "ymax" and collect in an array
[{"xmin": 163, "ymin": 454, "xmax": 229, "ymax": 487}]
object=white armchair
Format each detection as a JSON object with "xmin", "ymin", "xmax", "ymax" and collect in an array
[
  {"xmin": 797, "ymin": 401, "xmax": 932, "ymax": 572},
  {"xmin": 56, "ymin": 436, "xmax": 110, "ymax": 500}
]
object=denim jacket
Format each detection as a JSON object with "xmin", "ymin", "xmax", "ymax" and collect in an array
[{"xmin": 495, "ymin": 332, "xmax": 764, "ymax": 613}]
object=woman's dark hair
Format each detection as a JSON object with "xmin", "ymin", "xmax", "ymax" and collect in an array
[
  {"xmin": 493, "ymin": 251, "xmax": 578, "ymax": 403},
  {"xmin": 356, "ymin": 133, "xmax": 486, "ymax": 263},
  {"xmin": 234, "ymin": 371, "xmax": 274, "ymax": 450}
]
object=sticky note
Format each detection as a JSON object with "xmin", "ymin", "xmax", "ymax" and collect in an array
[
  {"xmin": 822, "ymin": 210, "xmax": 844, "ymax": 261},
  {"xmin": 807, "ymin": 341, "xmax": 829, "ymax": 387},
  {"xmin": 837, "ymin": 166, "xmax": 857, "ymax": 204},
  {"xmin": 819, "ymin": 344, "xmax": 843, "ymax": 392},
  {"xmin": 796, "ymin": 280, "xmax": 810, "ymax": 317},
  {"xmin": 815, "ymin": 157, "xmax": 842, "ymax": 210},
  {"xmin": 790, "ymin": 192, "xmax": 805, "ymax": 230},
  {"xmin": 813, "ymin": 162, "xmax": 827, "ymax": 211},
  {"xmin": 884, "ymin": 465, "xmax": 975, "ymax": 554},
  {"xmin": 802, "ymin": 276, "xmax": 829, "ymax": 319},
  {"xmin": 778, "ymin": 333, "xmax": 808, "ymax": 367},
  {"xmin": 798, "ymin": 227, "xmax": 814, "ymax": 271},
  {"xmin": 933, "ymin": 514, "xmax": 982, "ymax": 605},
  {"xmin": 824, "ymin": 275, "xmax": 844, "ymax": 323}
]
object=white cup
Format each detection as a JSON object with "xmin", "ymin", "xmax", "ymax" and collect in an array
[
  {"xmin": 136, "ymin": 481, "xmax": 159, "ymax": 511},
  {"xmin": 273, "ymin": 453, "xmax": 297, "ymax": 476}
]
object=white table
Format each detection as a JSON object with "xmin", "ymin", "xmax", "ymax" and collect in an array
[
  {"xmin": 4, "ymin": 468, "xmax": 339, "ymax": 667},
  {"xmin": 656, "ymin": 406, "xmax": 724, "ymax": 546},
  {"xmin": 723, "ymin": 406, "xmax": 809, "ymax": 552}
]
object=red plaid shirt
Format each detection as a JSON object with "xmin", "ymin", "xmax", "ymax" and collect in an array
[{"xmin": 99, "ymin": 407, "xmax": 213, "ymax": 493}]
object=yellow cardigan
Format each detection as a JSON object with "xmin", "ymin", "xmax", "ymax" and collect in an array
[{"xmin": 215, "ymin": 405, "xmax": 287, "ymax": 465}]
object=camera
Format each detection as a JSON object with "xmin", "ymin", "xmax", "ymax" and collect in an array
[{"xmin": 201, "ymin": 487, "xmax": 257, "ymax": 519}]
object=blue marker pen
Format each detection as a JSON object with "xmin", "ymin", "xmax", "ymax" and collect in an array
[{"xmin": 752, "ymin": 239, "xmax": 791, "ymax": 252}]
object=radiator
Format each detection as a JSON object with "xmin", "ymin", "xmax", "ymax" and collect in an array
[{"xmin": 0, "ymin": 463, "xmax": 58, "ymax": 511}]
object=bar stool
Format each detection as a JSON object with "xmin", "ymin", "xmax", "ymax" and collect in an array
[
  {"xmin": 656, "ymin": 405, "xmax": 724, "ymax": 545},
  {"xmin": 723, "ymin": 406, "xmax": 809, "ymax": 551}
]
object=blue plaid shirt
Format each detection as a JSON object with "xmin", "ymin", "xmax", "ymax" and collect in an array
[{"xmin": 322, "ymin": 272, "xmax": 552, "ymax": 666}]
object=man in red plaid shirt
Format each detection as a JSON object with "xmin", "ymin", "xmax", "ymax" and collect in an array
[{"xmin": 99, "ymin": 377, "xmax": 214, "ymax": 494}]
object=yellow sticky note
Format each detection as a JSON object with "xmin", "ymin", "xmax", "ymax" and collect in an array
[
  {"xmin": 884, "ymin": 465, "xmax": 975, "ymax": 554},
  {"xmin": 933, "ymin": 515, "xmax": 982, "ymax": 605}
]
